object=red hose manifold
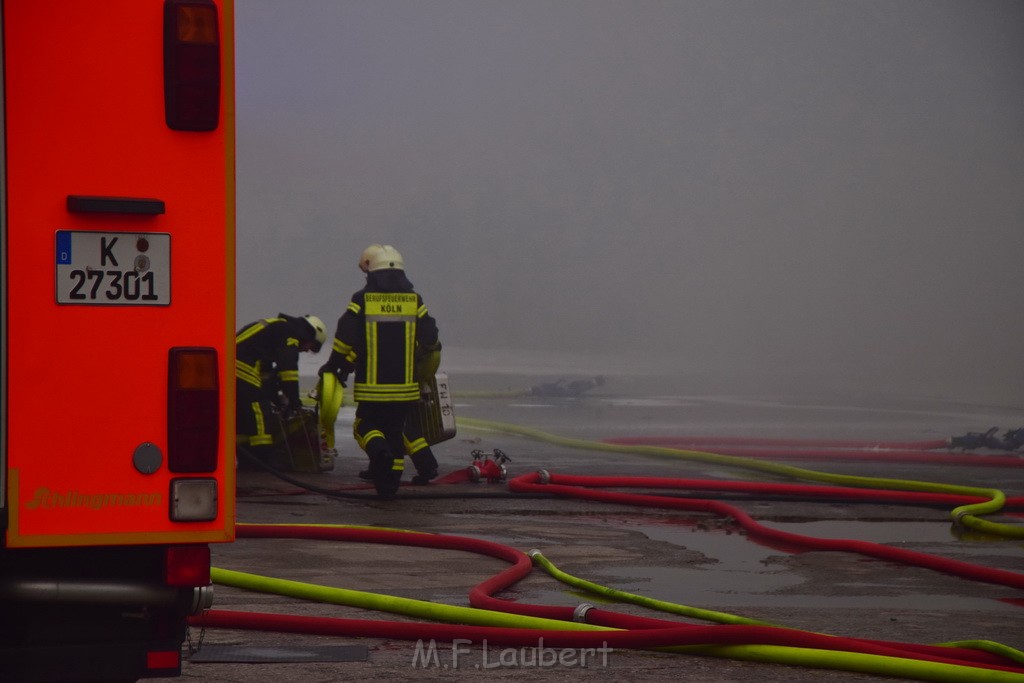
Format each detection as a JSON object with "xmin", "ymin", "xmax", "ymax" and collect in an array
[{"xmin": 468, "ymin": 449, "xmax": 511, "ymax": 483}]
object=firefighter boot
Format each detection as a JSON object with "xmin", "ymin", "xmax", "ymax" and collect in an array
[
  {"xmin": 410, "ymin": 450, "xmax": 439, "ymax": 485},
  {"xmin": 369, "ymin": 448, "xmax": 402, "ymax": 499}
]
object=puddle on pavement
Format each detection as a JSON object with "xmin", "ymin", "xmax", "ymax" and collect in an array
[
  {"xmin": 530, "ymin": 515, "xmax": 1022, "ymax": 612},
  {"xmin": 760, "ymin": 519, "xmax": 955, "ymax": 544}
]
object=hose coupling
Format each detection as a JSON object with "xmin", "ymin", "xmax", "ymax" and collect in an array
[
  {"xmin": 189, "ymin": 584, "xmax": 215, "ymax": 615},
  {"xmin": 572, "ymin": 603, "xmax": 595, "ymax": 623},
  {"xmin": 527, "ymin": 549, "xmax": 542, "ymax": 562},
  {"xmin": 537, "ymin": 469, "xmax": 551, "ymax": 484}
]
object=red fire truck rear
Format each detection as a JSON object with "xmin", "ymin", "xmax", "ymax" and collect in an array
[{"xmin": 1, "ymin": 1, "xmax": 235, "ymax": 680}]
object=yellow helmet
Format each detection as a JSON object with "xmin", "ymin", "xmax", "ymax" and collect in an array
[{"xmin": 359, "ymin": 244, "xmax": 404, "ymax": 272}]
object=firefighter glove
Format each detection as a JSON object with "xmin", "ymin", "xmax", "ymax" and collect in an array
[{"xmin": 415, "ymin": 348, "xmax": 441, "ymax": 383}]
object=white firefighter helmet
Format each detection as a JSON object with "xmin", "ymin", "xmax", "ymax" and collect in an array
[
  {"xmin": 303, "ymin": 314, "xmax": 328, "ymax": 351},
  {"xmin": 359, "ymin": 244, "xmax": 404, "ymax": 272}
]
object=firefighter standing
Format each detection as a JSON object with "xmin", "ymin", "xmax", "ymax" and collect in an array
[
  {"xmin": 236, "ymin": 313, "xmax": 327, "ymax": 467},
  {"xmin": 319, "ymin": 245, "xmax": 442, "ymax": 498}
]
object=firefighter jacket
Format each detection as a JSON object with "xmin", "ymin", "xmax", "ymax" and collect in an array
[
  {"xmin": 324, "ymin": 270, "xmax": 440, "ymax": 403},
  {"xmin": 235, "ymin": 314, "xmax": 309, "ymax": 409}
]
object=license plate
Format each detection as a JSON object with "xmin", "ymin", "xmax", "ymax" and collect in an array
[{"xmin": 55, "ymin": 230, "xmax": 171, "ymax": 305}]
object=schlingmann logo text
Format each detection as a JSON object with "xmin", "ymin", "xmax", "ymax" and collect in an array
[{"xmin": 411, "ymin": 638, "xmax": 612, "ymax": 670}]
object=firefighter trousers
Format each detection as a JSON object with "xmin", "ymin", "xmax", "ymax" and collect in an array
[{"xmin": 353, "ymin": 400, "xmax": 414, "ymax": 496}]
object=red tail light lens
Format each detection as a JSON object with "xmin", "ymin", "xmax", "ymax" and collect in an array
[
  {"xmin": 165, "ymin": 544, "xmax": 211, "ymax": 586},
  {"xmin": 164, "ymin": 0, "xmax": 221, "ymax": 131},
  {"xmin": 168, "ymin": 347, "xmax": 219, "ymax": 472},
  {"xmin": 146, "ymin": 650, "xmax": 181, "ymax": 673}
]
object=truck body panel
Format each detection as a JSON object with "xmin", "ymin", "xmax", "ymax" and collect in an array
[{"xmin": 1, "ymin": 0, "xmax": 236, "ymax": 679}]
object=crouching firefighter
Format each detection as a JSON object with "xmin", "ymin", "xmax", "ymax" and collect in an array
[
  {"xmin": 236, "ymin": 313, "xmax": 328, "ymax": 469},
  {"xmin": 319, "ymin": 244, "xmax": 442, "ymax": 498}
]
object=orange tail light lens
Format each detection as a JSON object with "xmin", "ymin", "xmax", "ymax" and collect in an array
[
  {"xmin": 164, "ymin": 0, "xmax": 221, "ymax": 131},
  {"xmin": 168, "ymin": 347, "xmax": 220, "ymax": 472}
]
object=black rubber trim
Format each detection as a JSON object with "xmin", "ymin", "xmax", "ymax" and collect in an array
[{"xmin": 67, "ymin": 195, "xmax": 166, "ymax": 215}]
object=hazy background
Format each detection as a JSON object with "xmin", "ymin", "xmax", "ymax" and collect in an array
[{"xmin": 234, "ymin": 0, "xmax": 1024, "ymax": 405}]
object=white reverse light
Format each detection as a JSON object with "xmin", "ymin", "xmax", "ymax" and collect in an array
[{"xmin": 170, "ymin": 479, "xmax": 218, "ymax": 522}]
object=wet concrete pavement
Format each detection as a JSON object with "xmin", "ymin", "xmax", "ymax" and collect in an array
[{"xmin": 168, "ymin": 366, "xmax": 1024, "ymax": 682}]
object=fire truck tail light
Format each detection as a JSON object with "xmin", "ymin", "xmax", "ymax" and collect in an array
[
  {"xmin": 168, "ymin": 347, "xmax": 219, "ymax": 473},
  {"xmin": 165, "ymin": 544, "xmax": 211, "ymax": 586},
  {"xmin": 164, "ymin": 0, "xmax": 221, "ymax": 131},
  {"xmin": 146, "ymin": 650, "xmax": 181, "ymax": 672},
  {"xmin": 170, "ymin": 478, "xmax": 218, "ymax": 522}
]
